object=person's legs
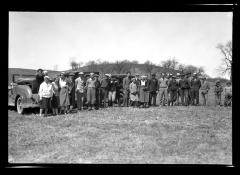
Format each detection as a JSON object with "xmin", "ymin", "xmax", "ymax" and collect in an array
[
  {"xmin": 91, "ymin": 88, "xmax": 96, "ymax": 108},
  {"xmin": 76, "ymin": 91, "xmax": 80, "ymax": 110},
  {"xmin": 87, "ymin": 88, "xmax": 91, "ymax": 109},
  {"xmin": 108, "ymin": 91, "xmax": 112, "ymax": 106},
  {"xmin": 152, "ymin": 93, "xmax": 157, "ymax": 106}
]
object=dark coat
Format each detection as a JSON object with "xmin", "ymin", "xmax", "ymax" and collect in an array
[
  {"xmin": 147, "ymin": 78, "xmax": 159, "ymax": 92},
  {"xmin": 168, "ymin": 79, "xmax": 179, "ymax": 91},
  {"xmin": 190, "ymin": 78, "xmax": 201, "ymax": 90},
  {"xmin": 179, "ymin": 77, "xmax": 191, "ymax": 89}
]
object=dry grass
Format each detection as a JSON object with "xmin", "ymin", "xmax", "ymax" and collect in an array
[{"xmin": 8, "ymin": 105, "xmax": 232, "ymax": 164}]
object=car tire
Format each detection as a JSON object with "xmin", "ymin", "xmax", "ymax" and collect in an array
[{"xmin": 16, "ymin": 96, "xmax": 25, "ymax": 114}]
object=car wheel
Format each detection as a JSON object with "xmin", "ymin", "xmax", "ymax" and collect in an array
[{"xmin": 16, "ymin": 96, "xmax": 25, "ymax": 114}]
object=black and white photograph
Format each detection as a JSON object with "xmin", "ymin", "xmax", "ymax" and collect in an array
[{"xmin": 8, "ymin": 11, "xmax": 233, "ymax": 165}]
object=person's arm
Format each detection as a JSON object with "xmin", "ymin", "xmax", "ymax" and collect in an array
[{"xmin": 38, "ymin": 84, "xmax": 43, "ymax": 100}]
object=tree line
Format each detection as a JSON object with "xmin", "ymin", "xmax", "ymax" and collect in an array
[{"xmin": 69, "ymin": 40, "xmax": 232, "ymax": 80}]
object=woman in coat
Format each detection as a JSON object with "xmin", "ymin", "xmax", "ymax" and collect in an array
[
  {"xmin": 129, "ymin": 78, "xmax": 139, "ymax": 107},
  {"xmin": 59, "ymin": 72, "xmax": 70, "ymax": 114}
]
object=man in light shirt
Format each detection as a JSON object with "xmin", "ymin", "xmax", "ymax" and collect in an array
[
  {"xmin": 38, "ymin": 76, "xmax": 54, "ymax": 117},
  {"xmin": 158, "ymin": 73, "xmax": 168, "ymax": 106},
  {"xmin": 86, "ymin": 73, "xmax": 97, "ymax": 110}
]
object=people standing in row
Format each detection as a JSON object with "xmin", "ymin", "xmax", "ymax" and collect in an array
[{"xmin": 122, "ymin": 72, "xmax": 131, "ymax": 107}]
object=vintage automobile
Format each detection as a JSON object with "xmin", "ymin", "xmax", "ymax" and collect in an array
[{"xmin": 8, "ymin": 74, "xmax": 40, "ymax": 114}]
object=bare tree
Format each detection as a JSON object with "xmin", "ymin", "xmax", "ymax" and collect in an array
[
  {"xmin": 70, "ymin": 60, "xmax": 78, "ymax": 70},
  {"xmin": 112, "ymin": 60, "xmax": 133, "ymax": 74},
  {"xmin": 86, "ymin": 60, "xmax": 97, "ymax": 72},
  {"xmin": 216, "ymin": 40, "xmax": 232, "ymax": 81}
]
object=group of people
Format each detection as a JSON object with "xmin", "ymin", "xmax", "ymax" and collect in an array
[{"xmin": 36, "ymin": 68, "xmax": 232, "ymax": 117}]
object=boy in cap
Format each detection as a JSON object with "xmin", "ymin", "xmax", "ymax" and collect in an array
[
  {"xmin": 224, "ymin": 81, "xmax": 232, "ymax": 107},
  {"xmin": 214, "ymin": 80, "xmax": 223, "ymax": 106}
]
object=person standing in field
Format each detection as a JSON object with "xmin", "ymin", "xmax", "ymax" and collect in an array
[
  {"xmin": 75, "ymin": 72, "xmax": 85, "ymax": 111},
  {"xmin": 180, "ymin": 73, "xmax": 191, "ymax": 106},
  {"xmin": 224, "ymin": 81, "xmax": 232, "ymax": 107},
  {"xmin": 68, "ymin": 72, "xmax": 76, "ymax": 111},
  {"xmin": 214, "ymin": 80, "xmax": 223, "ymax": 106},
  {"xmin": 158, "ymin": 73, "xmax": 168, "ymax": 106},
  {"xmin": 190, "ymin": 73, "xmax": 202, "ymax": 105},
  {"xmin": 167, "ymin": 75, "xmax": 179, "ymax": 106},
  {"xmin": 51, "ymin": 77, "xmax": 60, "ymax": 116},
  {"xmin": 35, "ymin": 68, "xmax": 44, "ymax": 93},
  {"xmin": 38, "ymin": 76, "xmax": 54, "ymax": 117},
  {"xmin": 148, "ymin": 73, "xmax": 159, "ymax": 107},
  {"xmin": 129, "ymin": 78, "xmax": 139, "ymax": 108},
  {"xmin": 108, "ymin": 75, "xmax": 117, "ymax": 107},
  {"xmin": 86, "ymin": 73, "xmax": 97, "ymax": 110},
  {"xmin": 59, "ymin": 72, "xmax": 70, "ymax": 114},
  {"xmin": 135, "ymin": 74, "xmax": 141, "ymax": 107},
  {"xmin": 139, "ymin": 75, "xmax": 149, "ymax": 108},
  {"xmin": 122, "ymin": 71, "xmax": 131, "ymax": 107},
  {"xmin": 95, "ymin": 74, "xmax": 101, "ymax": 110},
  {"xmin": 100, "ymin": 74, "xmax": 110, "ymax": 108},
  {"xmin": 199, "ymin": 76, "xmax": 210, "ymax": 106}
]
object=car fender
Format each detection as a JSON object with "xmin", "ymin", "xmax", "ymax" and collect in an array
[{"xmin": 14, "ymin": 85, "xmax": 33, "ymax": 100}]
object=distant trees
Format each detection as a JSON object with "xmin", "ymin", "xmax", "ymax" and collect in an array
[
  {"xmin": 161, "ymin": 58, "xmax": 179, "ymax": 70},
  {"xmin": 143, "ymin": 60, "xmax": 156, "ymax": 75},
  {"xmin": 216, "ymin": 40, "xmax": 232, "ymax": 81}
]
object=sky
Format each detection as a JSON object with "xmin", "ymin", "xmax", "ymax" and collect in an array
[{"xmin": 9, "ymin": 12, "xmax": 232, "ymax": 78}]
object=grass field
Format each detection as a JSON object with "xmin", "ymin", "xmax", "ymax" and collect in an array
[{"xmin": 8, "ymin": 105, "xmax": 232, "ymax": 164}]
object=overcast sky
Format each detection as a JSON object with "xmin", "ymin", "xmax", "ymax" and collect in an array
[{"xmin": 9, "ymin": 12, "xmax": 232, "ymax": 78}]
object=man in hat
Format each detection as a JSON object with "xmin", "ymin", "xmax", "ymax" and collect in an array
[
  {"xmin": 199, "ymin": 76, "xmax": 210, "ymax": 106},
  {"xmin": 167, "ymin": 75, "xmax": 179, "ymax": 106},
  {"xmin": 75, "ymin": 72, "xmax": 85, "ymax": 111},
  {"xmin": 38, "ymin": 76, "xmax": 54, "ymax": 117},
  {"xmin": 190, "ymin": 73, "xmax": 201, "ymax": 105},
  {"xmin": 158, "ymin": 73, "xmax": 168, "ymax": 106},
  {"xmin": 94, "ymin": 74, "xmax": 101, "ymax": 110},
  {"xmin": 122, "ymin": 71, "xmax": 132, "ymax": 107},
  {"xmin": 86, "ymin": 73, "xmax": 97, "ymax": 110},
  {"xmin": 180, "ymin": 73, "xmax": 191, "ymax": 106},
  {"xmin": 175, "ymin": 73, "xmax": 181, "ymax": 105},
  {"xmin": 68, "ymin": 72, "xmax": 76, "ymax": 111},
  {"xmin": 148, "ymin": 73, "xmax": 159, "ymax": 106},
  {"xmin": 35, "ymin": 68, "xmax": 44, "ymax": 93},
  {"xmin": 100, "ymin": 74, "xmax": 110, "ymax": 108},
  {"xmin": 108, "ymin": 75, "xmax": 118, "ymax": 107}
]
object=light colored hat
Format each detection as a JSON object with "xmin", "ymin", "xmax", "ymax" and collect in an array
[
  {"xmin": 90, "ymin": 72, "xmax": 94, "ymax": 76},
  {"xmin": 78, "ymin": 72, "xmax": 84, "ymax": 75},
  {"xmin": 44, "ymin": 76, "xmax": 50, "ymax": 79},
  {"xmin": 43, "ymin": 70, "xmax": 48, "ymax": 74},
  {"xmin": 176, "ymin": 73, "xmax": 180, "ymax": 76}
]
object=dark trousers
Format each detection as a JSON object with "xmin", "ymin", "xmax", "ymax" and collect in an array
[
  {"xmin": 191, "ymin": 89, "xmax": 200, "ymax": 105},
  {"xmin": 100, "ymin": 88, "xmax": 108, "ymax": 107},
  {"xmin": 123, "ymin": 89, "xmax": 129, "ymax": 107},
  {"xmin": 215, "ymin": 93, "xmax": 222, "ymax": 106},
  {"xmin": 76, "ymin": 91, "xmax": 84, "ymax": 110},
  {"xmin": 149, "ymin": 92, "xmax": 157, "ymax": 106},
  {"xmin": 183, "ymin": 89, "xmax": 189, "ymax": 106},
  {"xmin": 169, "ymin": 90, "xmax": 177, "ymax": 105},
  {"xmin": 95, "ymin": 88, "xmax": 100, "ymax": 108}
]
